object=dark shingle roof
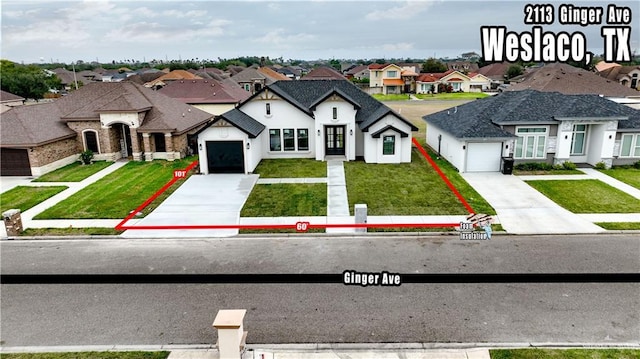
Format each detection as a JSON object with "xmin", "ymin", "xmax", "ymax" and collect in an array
[
  {"xmin": 217, "ymin": 108, "xmax": 266, "ymax": 138},
  {"xmin": 0, "ymin": 90, "xmax": 25, "ymax": 102},
  {"xmin": 158, "ymin": 79, "xmax": 249, "ymax": 104},
  {"xmin": 423, "ymin": 90, "xmax": 640, "ymax": 139},
  {"xmin": 265, "ymin": 80, "xmax": 417, "ymax": 131}
]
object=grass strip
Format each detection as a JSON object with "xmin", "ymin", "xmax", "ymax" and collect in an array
[
  {"xmin": 240, "ymin": 183, "xmax": 327, "ymax": 217},
  {"xmin": 596, "ymin": 222, "xmax": 640, "ymax": 230},
  {"xmin": 490, "ymin": 348, "xmax": 640, "ymax": 359},
  {"xmin": 20, "ymin": 227, "xmax": 124, "ymax": 236},
  {"xmin": 526, "ymin": 179, "xmax": 640, "ymax": 213},
  {"xmin": 0, "ymin": 186, "xmax": 67, "ymax": 214},
  {"xmin": 0, "ymin": 352, "xmax": 169, "ymax": 359},
  {"xmin": 33, "ymin": 161, "xmax": 112, "ymax": 182},
  {"xmin": 253, "ymin": 158, "xmax": 327, "ymax": 178}
]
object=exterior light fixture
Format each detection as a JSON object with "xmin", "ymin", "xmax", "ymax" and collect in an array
[
  {"xmin": 246, "ymin": 142, "xmax": 250, "ymax": 150},
  {"xmin": 349, "ymin": 129, "xmax": 353, "ymax": 136},
  {"xmin": 317, "ymin": 129, "xmax": 321, "ymax": 136}
]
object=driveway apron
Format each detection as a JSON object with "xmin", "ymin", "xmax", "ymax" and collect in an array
[
  {"xmin": 122, "ymin": 174, "xmax": 258, "ymax": 238},
  {"xmin": 461, "ymin": 172, "xmax": 605, "ymax": 234}
]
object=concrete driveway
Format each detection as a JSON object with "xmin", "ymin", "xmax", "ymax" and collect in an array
[
  {"xmin": 122, "ymin": 174, "xmax": 258, "ymax": 238},
  {"xmin": 461, "ymin": 172, "xmax": 605, "ymax": 234},
  {"xmin": 0, "ymin": 176, "xmax": 35, "ymax": 194}
]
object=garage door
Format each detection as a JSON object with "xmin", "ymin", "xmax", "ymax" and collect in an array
[
  {"xmin": 1, "ymin": 148, "xmax": 32, "ymax": 176},
  {"xmin": 466, "ymin": 142, "xmax": 502, "ymax": 172},
  {"xmin": 206, "ymin": 141, "xmax": 245, "ymax": 174}
]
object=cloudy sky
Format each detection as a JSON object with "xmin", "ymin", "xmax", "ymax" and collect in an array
[{"xmin": 1, "ymin": 0, "xmax": 638, "ymax": 64}]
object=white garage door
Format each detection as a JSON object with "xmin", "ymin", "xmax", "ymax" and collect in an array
[{"xmin": 466, "ymin": 142, "xmax": 502, "ymax": 172}]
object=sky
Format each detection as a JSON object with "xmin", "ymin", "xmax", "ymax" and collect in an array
[{"xmin": 1, "ymin": 0, "xmax": 639, "ymax": 64}]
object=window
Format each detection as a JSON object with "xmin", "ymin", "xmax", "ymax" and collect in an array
[
  {"xmin": 83, "ymin": 130, "xmax": 99, "ymax": 153},
  {"xmin": 332, "ymin": 107, "xmax": 337, "ymax": 119},
  {"xmin": 383, "ymin": 136, "xmax": 395, "ymax": 155},
  {"xmin": 243, "ymin": 84, "xmax": 250, "ymax": 92},
  {"xmin": 297, "ymin": 129, "xmax": 309, "ymax": 150},
  {"xmin": 266, "ymin": 103, "xmax": 271, "ymax": 116},
  {"xmin": 387, "ymin": 70, "xmax": 397, "ymax": 77},
  {"xmin": 514, "ymin": 127, "xmax": 547, "ymax": 159},
  {"xmin": 153, "ymin": 133, "xmax": 166, "ymax": 152},
  {"xmin": 283, "ymin": 129, "xmax": 295, "ymax": 151},
  {"xmin": 269, "ymin": 129, "xmax": 281, "ymax": 151},
  {"xmin": 620, "ymin": 134, "xmax": 640, "ymax": 157},
  {"xmin": 570, "ymin": 124, "xmax": 587, "ymax": 155},
  {"xmin": 631, "ymin": 73, "xmax": 638, "ymax": 89}
]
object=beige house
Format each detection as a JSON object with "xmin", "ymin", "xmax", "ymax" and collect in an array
[
  {"xmin": 368, "ymin": 64, "xmax": 404, "ymax": 94},
  {"xmin": 1, "ymin": 82, "xmax": 212, "ymax": 176},
  {"xmin": 415, "ymin": 70, "xmax": 491, "ymax": 94}
]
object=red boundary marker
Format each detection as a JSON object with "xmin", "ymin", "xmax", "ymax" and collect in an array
[{"xmin": 116, "ymin": 142, "xmax": 475, "ymax": 232}]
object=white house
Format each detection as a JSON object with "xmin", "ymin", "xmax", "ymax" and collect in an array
[
  {"xmin": 423, "ymin": 90, "xmax": 640, "ymax": 173},
  {"xmin": 196, "ymin": 80, "xmax": 418, "ymax": 174}
]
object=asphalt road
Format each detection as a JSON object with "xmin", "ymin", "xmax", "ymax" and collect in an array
[{"xmin": 1, "ymin": 234, "xmax": 639, "ymax": 347}]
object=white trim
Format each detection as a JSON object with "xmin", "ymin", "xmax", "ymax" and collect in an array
[
  {"xmin": 81, "ymin": 129, "xmax": 101, "ymax": 153},
  {"xmin": 514, "ymin": 125, "xmax": 549, "ymax": 160}
]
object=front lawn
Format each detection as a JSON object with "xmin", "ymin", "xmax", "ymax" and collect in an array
[
  {"xmin": 526, "ymin": 179, "xmax": 640, "ymax": 213},
  {"xmin": 596, "ymin": 222, "xmax": 640, "ymax": 230},
  {"xmin": 372, "ymin": 93, "xmax": 413, "ymax": 101},
  {"xmin": 253, "ymin": 158, "xmax": 326, "ymax": 178},
  {"xmin": 34, "ymin": 157, "xmax": 197, "ymax": 219},
  {"xmin": 0, "ymin": 186, "xmax": 68, "ymax": 214},
  {"xmin": 490, "ymin": 348, "xmax": 640, "ymax": 359},
  {"xmin": 600, "ymin": 168, "xmax": 640, "ymax": 189},
  {"xmin": 240, "ymin": 183, "xmax": 327, "ymax": 217},
  {"xmin": 32, "ymin": 161, "xmax": 112, "ymax": 182},
  {"xmin": 344, "ymin": 149, "xmax": 476, "ymax": 215}
]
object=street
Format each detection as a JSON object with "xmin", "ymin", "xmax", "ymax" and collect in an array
[{"xmin": 1, "ymin": 234, "xmax": 639, "ymax": 346}]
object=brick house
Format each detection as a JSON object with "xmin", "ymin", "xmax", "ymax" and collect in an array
[{"xmin": 0, "ymin": 82, "xmax": 212, "ymax": 176}]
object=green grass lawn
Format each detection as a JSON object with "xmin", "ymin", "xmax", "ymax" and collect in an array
[
  {"xmin": 240, "ymin": 183, "xmax": 327, "ymax": 217},
  {"xmin": 526, "ymin": 179, "xmax": 640, "ymax": 213},
  {"xmin": 490, "ymin": 348, "xmax": 640, "ymax": 359},
  {"xmin": 1, "ymin": 352, "xmax": 169, "ymax": 359},
  {"xmin": 34, "ymin": 157, "xmax": 197, "ymax": 219},
  {"xmin": 0, "ymin": 186, "xmax": 68, "ymax": 214},
  {"xmin": 596, "ymin": 222, "xmax": 640, "ymax": 230},
  {"xmin": 344, "ymin": 149, "xmax": 475, "ymax": 215},
  {"xmin": 415, "ymin": 92, "xmax": 490, "ymax": 100},
  {"xmin": 20, "ymin": 227, "xmax": 124, "ymax": 236},
  {"xmin": 600, "ymin": 168, "xmax": 640, "ymax": 189},
  {"xmin": 253, "ymin": 158, "xmax": 326, "ymax": 178},
  {"xmin": 372, "ymin": 93, "xmax": 414, "ymax": 101},
  {"xmin": 32, "ymin": 161, "xmax": 113, "ymax": 182}
]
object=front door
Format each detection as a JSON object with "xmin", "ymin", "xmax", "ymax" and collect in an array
[{"xmin": 325, "ymin": 125, "xmax": 345, "ymax": 156}]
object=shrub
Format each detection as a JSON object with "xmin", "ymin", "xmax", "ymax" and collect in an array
[
  {"xmin": 562, "ymin": 161, "xmax": 577, "ymax": 170},
  {"xmin": 634, "ymin": 160, "xmax": 640, "ymax": 169},
  {"xmin": 594, "ymin": 161, "xmax": 606, "ymax": 170},
  {"xmin": 80, "ymin": 150, "xmax": 94, "ymax": 165},
  {"xmin": 514, "ymin": 162, "xmax": 553, "ymax": 171}
]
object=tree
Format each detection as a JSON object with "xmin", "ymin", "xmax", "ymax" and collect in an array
[
  {"xmin": 505, "ymin": 64, "xmax": 524, "ymax": 80},
  {"xmin": 422, "ymin": 58, "xmax": 447, "ymax": 73},
  {"xmin": 0, "ymin": 59, "xmax": 61, "ymax": 99}
]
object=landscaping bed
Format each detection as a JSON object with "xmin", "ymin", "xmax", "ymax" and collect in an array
[
  {"xmin": 0, "ymin": 186, "xmax": 68, "ymax": 214},
  {"xmin": 526, "ymin": 179, "xmax": 640, "ymax": 213},
  {"xmin": 20, "ymin": 227, "xmax": 124, "ymax": 236}
]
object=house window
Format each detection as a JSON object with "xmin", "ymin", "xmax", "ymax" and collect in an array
[
  {"xmin": 297, "ymin": 129, "xmax": 309, "ymax": 150},
  {"xmin": 387, "ymin": 70, "xmax": 397, "ymax": 77},
  {"xmin": 332, "ymin": 107, "xmax": 337, "ymax": 119},
  {"xmin": 631, "ymin": 74, "xmax": 638, "ymax": 89},
  {"xmin": 451, "ymin": 82, "xmax": 461, "ymax": 91},
  {"xmin": 83, "ymin": 130, "xmax": 99, "ymax": 153},
  {"xmin": 570, "ymin": 124, "xmax": 587, "ymax": 155},
  {"xmin": 269, "ymin": 129, "xmax": 281, "ymax": 151},
  {"xmin": 514, "ymin": 127, "xmax": 547, "ymax": 159},
  {"xmin": 153, "ymin": 133, "xmax": 166, "ymax": 152},
  {"xmin": 383, "ymin": 135, "xmax": 395, "ymax": 155},
  {"xmin": 243, "ymin": 84, "xmax": 251, "ymax": 92},
  {"xmin": 620, "ymin": 134, "xmax": 640, "ymax": 157},
  {"xmin": 266, "ymin": 103, "xmax": 271, "ymax": 116},
  {"xmin": 283, "ymin": 129, "xmax": 295, "ymax": 151}
]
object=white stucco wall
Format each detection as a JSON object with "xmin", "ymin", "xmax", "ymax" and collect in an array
[
  {"xmin": 426, "ymin": 123, "xmax": 465, "ymax": 171},
  {"xmin": 364, "ymin": 115, "xmax": 413, "ymax": 163},
  {"xmin": 193, "ymin": 103, "xmax": 237, "ymax": 116},
  {"xmin": 100, "ymin": 112, "xmax": 140, "ymax": 128},
  {"xmin": 242, "ymin": 95, "xmax": 316, "ymax": 159},
  {"xmin": 313, "ymin": 99, "xmax": 358, "ymax": 161}
]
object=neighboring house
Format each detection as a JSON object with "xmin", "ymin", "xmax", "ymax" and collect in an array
[
  {"xmin": 415, "ymin": 70, "xmax": 491, "ymax": 94},
  {"xmin": 477, "ymin": 62, "xmax": 514, "ymax": 86},
  {"xmin": 368, "ymin": 64, "xmax": 404, "ymax": 94},
  {"xmin": 445, "ymin": 61, "xmax": 479, "ymax": 73},
  {"xmin": 0, "ymin": 90, "xmax": 25, "ymax": 113},
  {"xmin": 231, "ymin": 67, "xmax": 291, "ymax": 94},
  {"xmin": 158, "ymin": 78, "xmax": 250, "ymax": 116},
  {"xmin": 143, "ymin": 70, "xmax": 202, "ymax": 89},
  {"xmin": 0, "ymin": 82, "xmax": 212, "ymax": 176},
  {"xmin": 301, "ymin": 66, "xmax": 346, "ymax": 80},
  {"xmin": 422, "ymin": 90, "xmax": 640, "ymax": 173},
  {"xmin": 196, "ymin": 80, "xmax": 418, "ymax": 174},
  {"xmin": 507, "ymin": 63, "xmax": 640, "ymax": 107},
  {"xmin": 596, "ymin": 63, "xmax": 640, "ymax": 90},
  {"xmin": 345, "ymin": 65, "xmax": 369, "ymax": 80}
]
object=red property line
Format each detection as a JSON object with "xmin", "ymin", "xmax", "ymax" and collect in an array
[{"xmin": 117, "ymin": 143, "xmax": 473, "ymax": 232}]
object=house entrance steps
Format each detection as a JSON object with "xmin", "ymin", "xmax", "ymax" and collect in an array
[
  {"xmin": 121, "ymin": 174, "xmax": 259, "ymax": 238},
  {"xmin": 326, "ymin": 159, "xmax": 354, "ymax": 233}
]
